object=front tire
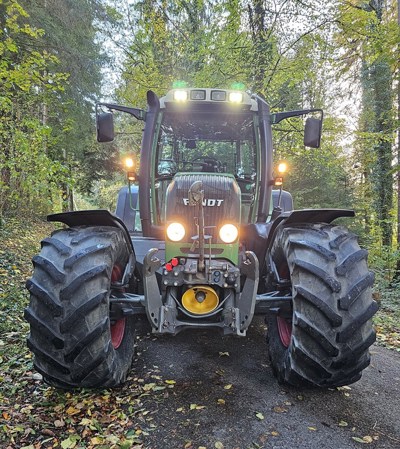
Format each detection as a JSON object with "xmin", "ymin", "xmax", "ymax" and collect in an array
[
  {"xmin": 25, "ymin": 226, "xmax": 136, "ymax": 388},
  {"xmin": 266, "ymin": 224, "xmax": 378, "ymax": 387}
]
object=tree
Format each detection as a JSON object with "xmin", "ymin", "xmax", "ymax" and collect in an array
[
  {"xmin": 336, "ymin": 0, "xmax": 397, "ymax": 247},
  {"xmin": 20, "ymin": 0, "xmax": 113, "ymax": 198},
  {"xmin": 0, "ymin": 0, "xmax": 68, "ymax": 219}
]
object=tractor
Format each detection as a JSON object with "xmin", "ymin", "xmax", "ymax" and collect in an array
[{"xmin": 25, "ymin": 88, "xmax": 378, "ymax": 389}]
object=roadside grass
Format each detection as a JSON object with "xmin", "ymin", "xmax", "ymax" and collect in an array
[
  {"xmin": 373, "ymin": 284, "xmax": 400, "ymax": 352},
  {"xmin": 0, "ymin": 217, "xmax": 399, "ymax": 448}
]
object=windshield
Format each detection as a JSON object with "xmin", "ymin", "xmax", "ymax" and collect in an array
[
  {"xmin": 153, "ymin": 109, "xmax": 259, "ymax": 225},
  {"xmin": 155, "ymin": 110, "xmax": 257, "ymax": 179}
]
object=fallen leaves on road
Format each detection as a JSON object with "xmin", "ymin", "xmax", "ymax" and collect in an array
[
  {"xmin": 190, "ymin": 404, "xmax": 206, "ymax": 410},
  {"xmin": 273, "ymin": 406, "xmax": 288, "ymax": 413},
  {"xmin": 352, "ymin": 435, "xmax": 375, "ymax": 444}
]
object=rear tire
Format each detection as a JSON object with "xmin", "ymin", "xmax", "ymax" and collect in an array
[
  {"xmin": 266, "ymin": 224, "xmax": 378, "ymax": 387},
  {"xmin": 25, "ymin": 226, "xmax": 136, "ymax": 389}
]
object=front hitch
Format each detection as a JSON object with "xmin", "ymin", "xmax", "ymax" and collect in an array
[
  {"xmin": 238, "ymin": 251, "xmax": 259, "ymax": 333},
  {"xmin": 143, "ymin": 248, "xmax": 259, "ymax": 336},
  {"xmin": 143, "ymin": 248, "xmax": 163, "ymax": 329}
]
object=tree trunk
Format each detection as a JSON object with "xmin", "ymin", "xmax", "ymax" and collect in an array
[
  {"xmin": 248, "ymin": 0, "xmax": 273, "ymax": 94},
  {"xmin": 372, "ymin": 59, "xmax": 393, "ymax": 247},
  {"xmin": 395, "ymin": 0, "xmax": 400, "ymax": 277},
  {"xmin": 367, "ymin": 0, "xmax": 394, "ymax": 247},
  {"xmin": 61, "ymin": 149, "xmax": 73, "ymax": 212}
]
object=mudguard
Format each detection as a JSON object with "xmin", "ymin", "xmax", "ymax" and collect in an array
[
  {"xmin": 279, "ymin": 208, "xmax": 355, "ymax": 225},
  {"xmin": 252, "ymin": 208, "xmax": 355, "ymax": 274},
  {"xmin": 267, "ymin": 208, "xmax": 355, "ymax": 248},
  {"xmin": 47, "ymin": 210, "xmax": 135, "ymax": 253}
]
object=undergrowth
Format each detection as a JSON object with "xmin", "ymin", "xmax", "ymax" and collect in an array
[{"xmin": 369, "ymin": 248, "xmax": 400, "ymax": 351}]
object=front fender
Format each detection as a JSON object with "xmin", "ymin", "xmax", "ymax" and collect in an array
[
  {"xmin": 255, "ymin": 208, "xmax": 355, "ymax": 275},
  {"xmin": 47, "ymin": 210, "xmax": 134, "ymax": 253},
  {"xmin": 266, "ymin": 208, "xmax": 354, "ymax": 248},
  {"xmin": 279, "ymin": 208, "xmax": 355, "ymax": 226}
]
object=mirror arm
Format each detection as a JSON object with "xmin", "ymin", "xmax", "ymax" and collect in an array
[
  {"xmin": 97, "ymin": 103, "xmax": 146, "ymax": 121},
  {"xmin": 270, "ymin": 108, "xmax": 323, "ymax": 124}
]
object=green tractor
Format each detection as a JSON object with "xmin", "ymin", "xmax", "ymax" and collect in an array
[{"xmin": 25, "ymin": 88, "xmax": 378, "ymax": 389}]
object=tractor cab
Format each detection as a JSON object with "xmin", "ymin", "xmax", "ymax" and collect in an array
[
  {"xmin": 152, "ymin": 89, "xmax": 262, "ymax": 265},
  {"xmin": 154, "ymin": 89, "xmax": 260, "ymax": 226}
]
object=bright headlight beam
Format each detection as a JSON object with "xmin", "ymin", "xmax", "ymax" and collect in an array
[
  {"xmin": 125, "ymin": 157, "xmax": 134, "ymax": 169},
  {"xmin": 173, "ymin": 90, "xmax": 188, "ymax": 102},
  {"xmin": 228, "ymin": 92, "xmax": 243, "ymax": 103},
  {"xmin": 166, "ymin": 222, "xmax": 186, "ymax": 241},
  {"xmin": 278, "ymin": 162, "xmax": 288, "ymax": 174},
  {"xmin": 219, "ymin": 224, "xmax": 238, "ymax": 243}
]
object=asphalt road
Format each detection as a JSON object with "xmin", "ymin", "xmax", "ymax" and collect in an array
[{"xmin": 132, "ymin": 317, "xmax": 400, "ymax": 449}]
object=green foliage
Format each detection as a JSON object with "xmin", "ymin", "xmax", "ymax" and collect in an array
[
  {"xmin": 335, "ymin": 0, "xmax": 398, "ymax": 247},
  {"xmin": 0, "ymin": 0, "xmax": 70, "ymax": 218},
  {"xmin": 368, "ymin": 243, "xmax": 400, "ymax": 351},
  {"xmin": 0, "ymin": 217, "xmax": 54, "ymax": 334},
  {"xmin": 0, "ymin": 0, "xmax": 116, "ymax": 218},
  {"xmin": 19, "ymin": 0, "xmax": 113, "ymax": 194},
  {"xmin": 90, "ymin": 177, "xmax": 126, "ymax": 211}
]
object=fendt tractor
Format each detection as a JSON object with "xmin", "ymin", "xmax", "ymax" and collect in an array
[{"xmin": 25, "ymin": 88, "xmax": 378, "ymax": 389}]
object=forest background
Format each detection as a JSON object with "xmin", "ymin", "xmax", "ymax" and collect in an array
[{"xmin": 0, "ymin": 0, "xmax": 399, "ymax": 341}]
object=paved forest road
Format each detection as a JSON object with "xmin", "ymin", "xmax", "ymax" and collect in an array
[{"xmin": 132, "ymin": 318, "xmax": 400, "ymax": 449}]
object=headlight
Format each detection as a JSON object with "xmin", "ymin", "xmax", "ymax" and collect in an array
[
  {"xmin": 228, "ymin": 92, "xmax": 243, "ymax": 103},
  {"xmin": 125, "ymin": 157, "xmax": 134, "ymax": 169},
  {"xmin": 173, "ymin": 90, "xmax": 188, "ymax": 102},
  {"xmin": 278, "ymin": 162, "xmax": 288, "ymax": 174},
  {"xmin": 219, "ymin": 224, "xmax": 238, "ymax": 243},
  {"xmin": 166, "ymin": 222, "xmax": 186, "ymax": 241}
]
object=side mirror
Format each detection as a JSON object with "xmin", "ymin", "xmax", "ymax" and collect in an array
[
  {"xmin": 97, "ymin": 112, "xmax": 114, "ymax": 142},
  {"xmin": 304, "ymin": 117, "xmax": 322, "ymax": 148}
]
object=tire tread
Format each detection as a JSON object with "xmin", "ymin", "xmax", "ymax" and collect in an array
[
  {"xmin": 266, "ymin": 223, "xmax": 377, "ymax": 388},
  {"xmin": 25, "ymin": 226, "xmax": 136, "ymax": 389}
]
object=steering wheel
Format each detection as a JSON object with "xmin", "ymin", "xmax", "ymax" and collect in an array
[{"xmin": 190, "ymin": 156, "xmax": 222, "ymax": 172}]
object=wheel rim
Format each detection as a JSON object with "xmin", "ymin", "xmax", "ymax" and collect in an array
[
  {"xmin": 110, "ymin": 265, "xmax": 126, "ymax": 349},
  {"xmin": 277, "ymin": 316, "xmax": 292, "ymax": 348},
  {"xmin": 111, "ymin": 317, "xmax": 126, "ymax": 349},
  {"xmin": 277, "ymin": 261, "xmax": 292, "ymax": 348}
]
